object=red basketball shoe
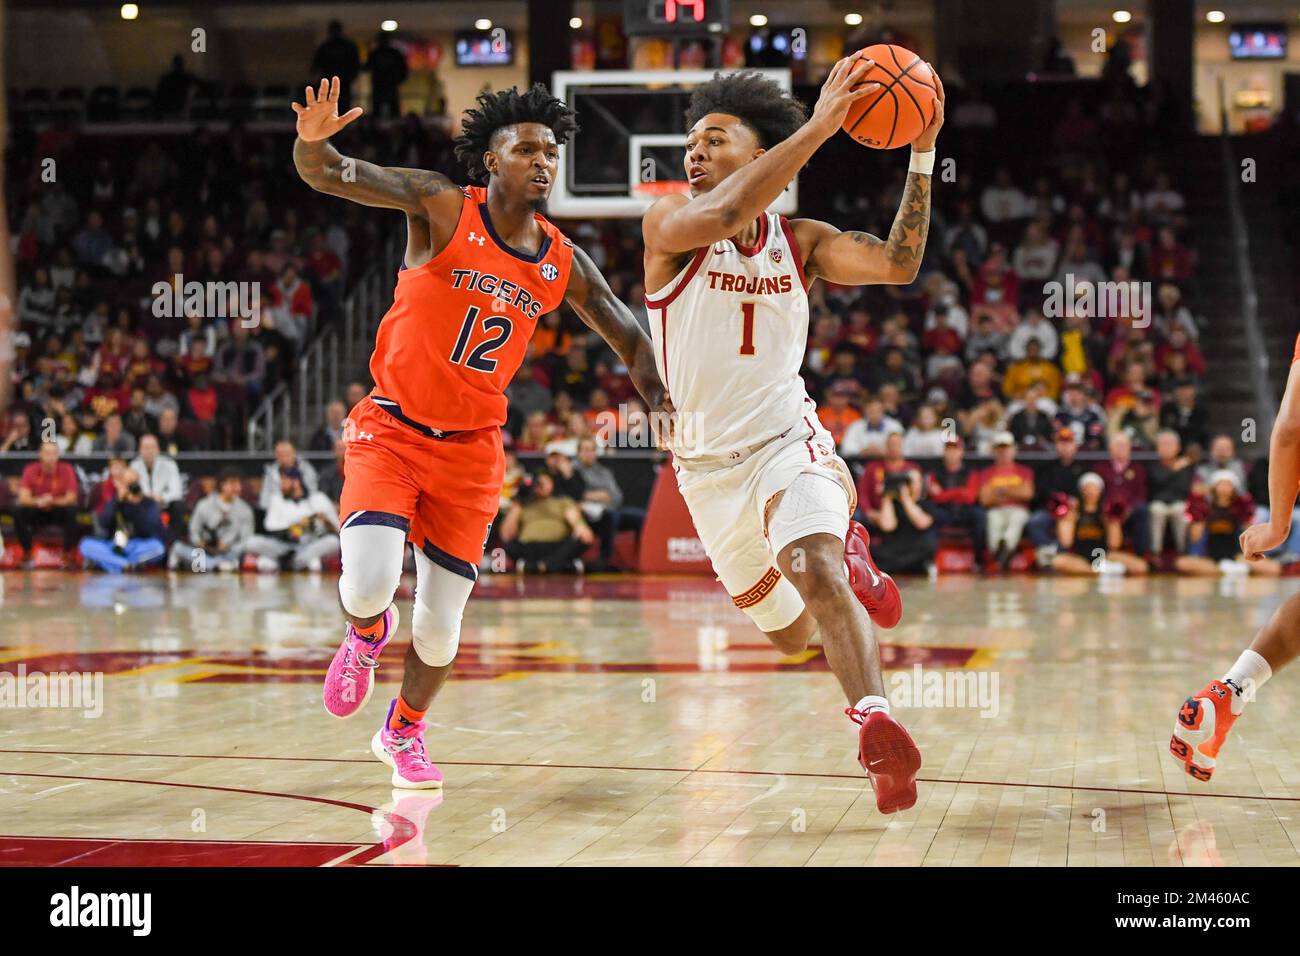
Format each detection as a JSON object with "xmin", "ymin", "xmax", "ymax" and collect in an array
[
  {"xmin": 845, "ymin": 519, "xmax": 902, "ymax": 629},
  {"xmin": 847, "ymin": 707, "xmax": 922, "ymax": 813},
  {"xmin": 1169, "ymin": 679, "xmax": 1241, "ymax": 781}
]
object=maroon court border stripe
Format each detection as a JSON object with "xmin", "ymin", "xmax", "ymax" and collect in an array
[{"xmin": 0, "ymin": 769, "xmax": 417, "ymax": 865}]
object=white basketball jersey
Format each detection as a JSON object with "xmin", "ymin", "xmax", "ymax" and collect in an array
[{"xmin": 644, "ymin": 212, "xmax": 813, "ymax": 459}]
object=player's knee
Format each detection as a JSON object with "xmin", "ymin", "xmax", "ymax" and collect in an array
[
  {"xmin": 338, "ymin": 565, "xmax": 400, "ymax": 620},
  {"xmin": 741, "ymin": 575, "xmax": 805, "ymax": 633},
  {"xmin": 765, "ymin": 626, "xmax": 809, "ymax": 656},
  {"xmin": 410, "ymin": 601, "xmax": 462, "ymax": 667},
  {"xmin": 338, "ymin": 524, "xmax": 406, "ymax": 619},
  {"xmin": 785, "ymin": 546, "xmax": 851, "ymax": 608}
]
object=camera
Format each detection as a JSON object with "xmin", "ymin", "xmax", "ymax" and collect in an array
[{"xmin": 882, "ymin": 471, "xmax": 910, "ymax": 497}]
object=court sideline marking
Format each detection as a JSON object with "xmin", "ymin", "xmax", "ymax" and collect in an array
[{"xmin": 2, "ymin": 748, "xmax": 1294, "ymax": 804}]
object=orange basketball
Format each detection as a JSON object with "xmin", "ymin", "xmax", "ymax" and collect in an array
[{"xmin": 841, "ymin": 44, "xmax": 939, "ymax": 149}]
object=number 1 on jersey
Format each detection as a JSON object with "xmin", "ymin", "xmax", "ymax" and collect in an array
[{"xmin": 739, "ymin": 301, "xmax": 756, "ymax": 356}]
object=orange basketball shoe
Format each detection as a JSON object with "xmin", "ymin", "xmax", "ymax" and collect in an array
[
  {"xmin": 1169, "ymin": 679, "xmax": 1241, "ymax": 781},
  {"xmin": 848, "ymin": 707, "xmax": 922, "ymax": 813},
  {"xmin": 845, "ymin": 520, "xmax": 902, "ymax": 629}
]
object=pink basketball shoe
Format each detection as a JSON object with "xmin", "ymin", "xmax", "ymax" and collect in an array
[
  {"xmin": 322, "ymin": 604, "xmax": 399, "ymax": 719},
  {"xmin": 371, "ymin": 699, "xmax": 445, "ymax": 789}
]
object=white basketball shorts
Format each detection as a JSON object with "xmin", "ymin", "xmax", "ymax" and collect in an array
[{"xmin": 673, "ymin": 414, "xmax": 857, "ymax": 632}]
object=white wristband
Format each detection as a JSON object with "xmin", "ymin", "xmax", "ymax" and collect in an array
[{"xmin": 909, "ymin": 149, "xmax": 935, "ymax": 175}]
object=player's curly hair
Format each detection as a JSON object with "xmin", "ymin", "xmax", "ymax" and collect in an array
[
  {"xmin": 454, "ymin": 83, "xmax": 579, "ymax": 183},
  {"xmin": 683, "ymin": 71, "xmax": 808, "ymax": 148}
]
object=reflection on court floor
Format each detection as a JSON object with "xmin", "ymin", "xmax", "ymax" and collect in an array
[{"xmin": 1, "ymin": 571, "xmax": 1297, "ymax": 866}]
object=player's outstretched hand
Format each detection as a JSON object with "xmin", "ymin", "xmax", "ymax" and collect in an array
[
  {"xmin": 810, "ymin": 56, "xmax": 882, "ymax": 139},
  {"xmin": 292, "ymin": 76, "xmax": 363, "ymax": 142},
  {"xmin": 1240, "ymin": 520, "xmax": 1287, "ymax": 561},
  {"xmin": 913, "ymin": 64, "xmax": 945, "ymax": 152}
]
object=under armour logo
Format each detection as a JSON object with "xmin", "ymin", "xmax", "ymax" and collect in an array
[
  {"xmin": 357, "ymin": 431, "xmax": 374, "ymax": 441},
  {"xmin": 468, "ymin": 232, "xmax": 486, "ymax": 246}
]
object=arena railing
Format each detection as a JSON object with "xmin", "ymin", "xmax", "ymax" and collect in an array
[
  {"xmin": 1217, "ymin": 77, "xmax": 1275, "ymax": 439},
  {"xmin": 246, "ymin": 233, "xmax": 403, "ymax": 451}
]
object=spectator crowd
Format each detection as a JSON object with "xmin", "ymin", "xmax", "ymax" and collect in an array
[{"xmin": 4, "ymin": 47, "xmax": 1278, "ymax": 579}]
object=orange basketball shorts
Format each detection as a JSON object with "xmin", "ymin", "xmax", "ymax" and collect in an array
[{"xmin": 337, "ymin": 396, "xmax": 504, "ymax": 580}]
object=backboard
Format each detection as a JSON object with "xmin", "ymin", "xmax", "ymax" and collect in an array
[{"xmin": 550, "ymin": 68, "xmax": 798, "ymax": 218}]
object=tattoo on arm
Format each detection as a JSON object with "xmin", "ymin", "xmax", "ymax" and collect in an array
[
  {"xmin": 884, "ymin": 171, "xmax": 931, "ymax": 275},
  {"xmin": 847, "ymin": 230, "xmax": 885, "ymax": 250},
  {"xmin": 293, "ymin": 138, "xmax": 457, "ymax": 214}
]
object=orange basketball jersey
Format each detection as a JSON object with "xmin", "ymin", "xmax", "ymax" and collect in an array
[{"xmin": 368, "ymin": 185, "xmax": 575, "ymax": 433}]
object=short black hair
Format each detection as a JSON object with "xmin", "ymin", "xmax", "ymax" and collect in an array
[
  {"xmin": 454, "ymin": 83, "xmax": 579, "ymax": 184},
  {"xmin": 684, "ymin": 71, "xmax": 808, "ymax": 148},
  {"xmin": 218, "ymin": 467, "xmax": 242, "ymax": 485}
]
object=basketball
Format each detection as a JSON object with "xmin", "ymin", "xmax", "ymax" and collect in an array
[{"xmin": 841, "ymin": 44, "xmax": 940, "ymax": 149}]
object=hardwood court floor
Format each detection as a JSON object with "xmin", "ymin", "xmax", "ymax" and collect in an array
[{"xmin": 0, "ymin": 569, "xmax": 1297, "ymax": 866}]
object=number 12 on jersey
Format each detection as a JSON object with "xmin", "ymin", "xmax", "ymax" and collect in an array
[{"xmin": 450, "ymin": 305, "xmax": 513, "ymax": 373}]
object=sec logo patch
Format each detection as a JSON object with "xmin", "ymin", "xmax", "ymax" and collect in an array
[{"xmin": 540, "ymin": 263, "xmax": 559, "ymax": 281}]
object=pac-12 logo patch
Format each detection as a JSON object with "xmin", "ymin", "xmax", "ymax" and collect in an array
[
  {"xmin": 770, "ymin": 247, "xmax": 783, "ymax": 264},
  {"xmin": 540, "ymin": 262, "xmax": 559, "ymax": 281}
]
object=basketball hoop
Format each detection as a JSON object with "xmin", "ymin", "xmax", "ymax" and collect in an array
[{"xmin": 550, "ymin": 69, "xmax": 796, "ymax": 218}]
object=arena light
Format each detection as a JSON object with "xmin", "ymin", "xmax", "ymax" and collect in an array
[
  {"xmin": 1205, "ymin": 10, "xmax": 1225, "ymax": 23},
  {"xmin": 844, "ymin": 13, "xmax": 864, "ymax": 26},
  {"xmin": 569, "ymin": 17, "xmax": 583, "ymax": 29},
  {"xmin": 750, "ymin": 14, "xmax": 768, "ymax": 27},
  {"xmin": 120, "ymin": 2, "xmax": 139, "ymax": 19},
  {"xmin": 380, "ymin": 19, "xmax": 398, "ymax": 32},
  {"xmin": 1112, "ymin": 10, "xmax": 1132, "ymax": 23},
  {"xmin": 475, "ymin": 18, "xmax": 492, "ymax": 30}
]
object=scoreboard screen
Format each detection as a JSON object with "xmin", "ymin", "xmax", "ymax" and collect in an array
[{"xmin": 623, "ymin": 0, "xmax": 730, "ymax": 37}]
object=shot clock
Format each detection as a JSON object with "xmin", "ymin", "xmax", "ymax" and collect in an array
[{"xmin": 623, "ymin": 0, "xmax": 730, "ymax": 37}]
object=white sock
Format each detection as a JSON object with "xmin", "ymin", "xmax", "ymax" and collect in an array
[
  {"xmin": 853, "ymin": 694, "xmax": 890, "ymax": 717},
  {"xmin": 1223, "ymin": 649, "xmax": 1272, "ymax": 712}
]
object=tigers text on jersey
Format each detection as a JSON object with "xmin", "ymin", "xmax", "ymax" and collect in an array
[
  {"xmin": 369, "ymin": 185, "xmax": 574, "ymax": 433},
  {"xmin": 644, "ymin": 212, "xmax": 812, "ymax": 459}
]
